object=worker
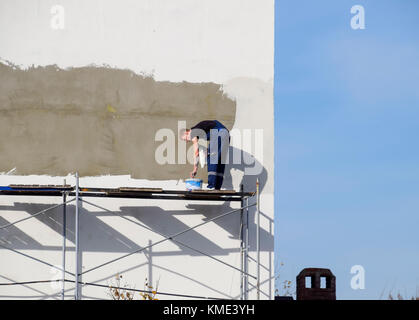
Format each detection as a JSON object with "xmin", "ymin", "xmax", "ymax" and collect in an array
[{"xmin": 180, "ymin": 120, "xmax": 230, "ymax": 190}]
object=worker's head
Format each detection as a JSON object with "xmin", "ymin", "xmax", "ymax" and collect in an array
[{"xmin": 179, "ymin": 128, "xmax": 192, "ymax": 141}]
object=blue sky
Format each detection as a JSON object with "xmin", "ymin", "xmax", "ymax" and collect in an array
[{"xmin": 274, "ymin": 0, "xmax": 419, "ymax": 299}]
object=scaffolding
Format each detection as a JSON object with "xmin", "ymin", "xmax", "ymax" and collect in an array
[{"xmin": 0, "ymin": 173, "xmax": 261, "ymax": 300}]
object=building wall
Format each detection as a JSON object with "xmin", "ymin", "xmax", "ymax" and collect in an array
[{"xmin": 0, "ymin": 0, "xmax": 274, "ymax": 299}]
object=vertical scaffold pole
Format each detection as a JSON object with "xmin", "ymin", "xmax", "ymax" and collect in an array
[
  {"xmin": 245, "ymin": 195, "xmax": 249, "ymax": 299},
  {"xmin": 61, "ymin": 179, "xmax": 66, "ymax": 300},
  {"xmin": 256, "ymin": 178, "xmax": 260, "ymax": 300},
  {"xmin": 75, "ymin": 173, "xmax": 80, "ymax": 300},
  {"xmin": 240, "ymin": 184, "xmax": 244, "ymax": 300}
]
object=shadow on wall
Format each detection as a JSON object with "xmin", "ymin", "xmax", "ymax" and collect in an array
[{"xmin": 222, "ymin": 145, "xmax": 268, "ymax": 193}]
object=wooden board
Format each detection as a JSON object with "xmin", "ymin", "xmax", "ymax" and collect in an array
[
  {"xmin": 9, "ymin": 184, "xmax": 73, "ymax": 190},
  {"xmin": 119, "ymin": 187, "xmax": 163, "ymax": 193}
]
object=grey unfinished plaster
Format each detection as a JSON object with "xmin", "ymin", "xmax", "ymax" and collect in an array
[{"xmin": 0, "ymin": 62, "xmax": 236, "ymax": 179}]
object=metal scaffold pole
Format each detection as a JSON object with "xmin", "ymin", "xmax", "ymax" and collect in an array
[
  {"xmin": 256, "ymin": 178, "xmax": 260, "ymax": 300},
  {"xmin": 75, "ymin": 173, "xmax": 80, "ymax": 300},
  {"xmin": 240, "ymin": 184, "xmax": 244, "ymax": 300},
  {"xmin": 245, "ymin": 195, "xmax": 249, "ymax": 300},
  {"xmin": 61, "ymin": 179, "xmax": 67, "ymax": 300}
]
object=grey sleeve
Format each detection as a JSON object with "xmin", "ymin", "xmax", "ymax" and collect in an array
[{"xmin": 190, "ymin": 128, "xmax": 207, "ymax": 140}]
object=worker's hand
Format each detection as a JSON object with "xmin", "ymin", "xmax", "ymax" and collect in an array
[{"xmin": 190, "ymin": 166, "xmax": 198, "ymax": 178}]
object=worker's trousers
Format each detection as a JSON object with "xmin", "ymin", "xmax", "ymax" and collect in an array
[{"xmin": 207, "ymin": 121, "xmax": 230, "ymax": 189}]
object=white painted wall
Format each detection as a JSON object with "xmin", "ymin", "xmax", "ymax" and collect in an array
[{"xmin": 0, "ymin": 0, "xmax": 274, "ymax": 299}]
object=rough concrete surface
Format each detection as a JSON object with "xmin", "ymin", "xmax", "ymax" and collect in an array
[{"xmin": 0, "ymin": 62, "xmax": 236, "ymax": 179}]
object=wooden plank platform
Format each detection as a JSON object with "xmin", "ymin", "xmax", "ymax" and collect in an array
[
  {"xmin": 0, "ymin": 185, "xmax": 254, "ymax": 202},
  {"xmin": 9, "ymin": 184, "xmax": 74, "ymax": 190},
  {"xmin": 119, "ymin": 187, "xmax": 163, "ymax": 193}
]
